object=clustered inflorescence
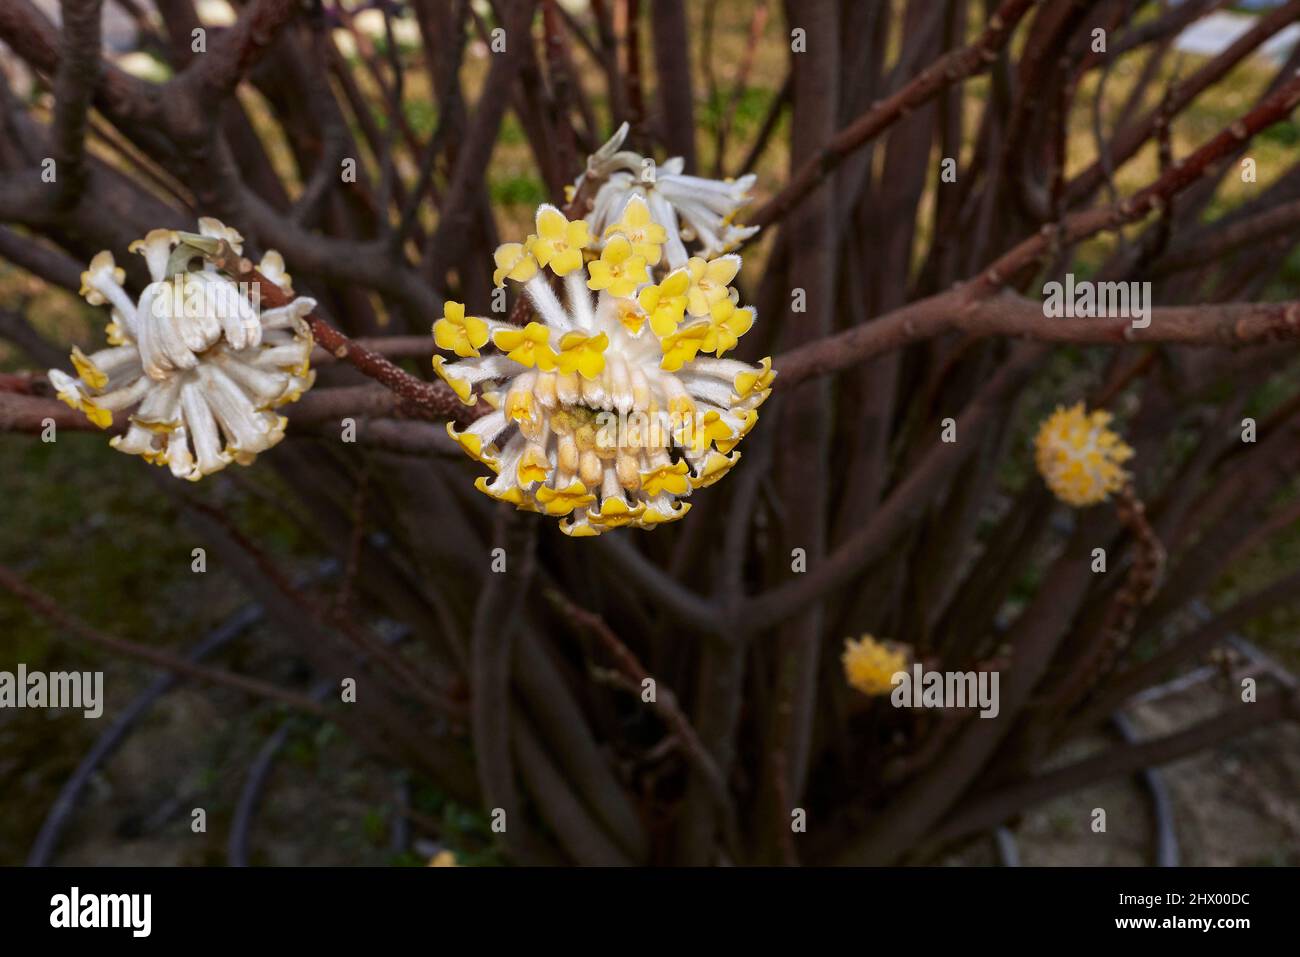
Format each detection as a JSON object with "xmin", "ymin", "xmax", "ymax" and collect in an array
[
  {"xmin": 1033, "ymin": 402, "xmax": 1134, "ymax": 507},
  {"xmin": 841, "ymin": 635, "xmax": 910, "ymax": 697},
  {"xmin": 48, "ymin": 220, "xmax": 317, "ymax": 480},
  {"xmin": 47, "ymin": 130, "xmax": 774, "ymax": 536},
  {"xmin": 43, "ymin": 148, "xmax": 1141, "ymax": 547},
  {"xmin": 432, "ymin": 127, "xmax": 773, "ymax": 535}
]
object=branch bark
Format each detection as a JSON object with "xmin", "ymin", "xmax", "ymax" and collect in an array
[{"xmin": 748, "ymin": 0, "xmax": 1034, "ymax": 231}]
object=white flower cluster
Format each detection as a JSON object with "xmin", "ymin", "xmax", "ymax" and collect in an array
[
  {"xmin": 579, "ymin": 123, "xmax": 759, "ymax": 270},
  {"xmin": 49, "ymin": 219, "xmax": 317, "ymax": 480}
]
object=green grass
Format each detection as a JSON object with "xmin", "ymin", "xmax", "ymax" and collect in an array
[{"xmin": 490, "ymin": 172, "xmax": 547, "ymax": 207}]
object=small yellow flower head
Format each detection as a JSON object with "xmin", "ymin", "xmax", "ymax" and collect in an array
[
  {"xmin": 493, "ymin": 241, "xmax": 539, "ymax": 287},
  {"xmin": 536, "ymin": 479, "xmax": 597, "ymax": 516},
  {"xmin": 732, "ymin": 357, "xmax": 775, "ymax": 402},
  {"xmin": 493, "ymin": 321, "xmax": 557, "ymax": 370},
  {"xmin": 684, "ymin": 255, "xmax": 740, "ymax": 317},
  {"xmin": 638, "ymin": 268, "xmax": 690, "ymax": 337},
  {"xmin": 70, "ymin": 344, "xmax": 109, "ymax": 390},
  {"xmin": 432, "ymin": 354, "xmax": 476, "ymax": 404},
  {"xmin": 615, "ymin": 299, "xmax": 647, "ymax": 336},
  {"xmin": 433, "ymin": 301, "xmax": 490, "ymax": 358},
  {"xmin": 586, "ymin": 235, "xmax": 649, "ymax": 298},
  {"xmin": 659, "ymin": 320, "xmax": 709, "ymax": 372},
  {"xmin": 529, "ymin": 204, "xmax": 590, "ymax": 276},
  {"xmin": 690, "ymin": 450, "xmax": 741, "ymax": 489},
  {"xmin": 683, "ymin": 408, "xmax": 735, "ymax": 454},
  {"xmin": 554, "ymin": 331, "xmax": 609, "ymax": 380},
  {"xmin": 1034, "ymin": 402, "xmax": 1134, "ymax": 507},
  {"xmin": 428, "ymin": 850, "xmax": 458, "ymax": 867},
  {"xmin": 445, "ymin": 421, "xmax": 499, "ymax": 469},
  {"xmin": 432, "ymin": 203, "xmax": 773, "ymax": 535},
  {"xmin": 700, "ymin": 300, "xmax": 754, "ymax": 358},
  {"xmin": 605, "ymin": 196, "xmax": 667, "ymax": 266},
  {"xmin": 640, "ymin": 459, "xmax": 690, "ymax": 498},
  {"xmin": 842, "ymin": 635, "xmax": 909, "ymax": 697}
]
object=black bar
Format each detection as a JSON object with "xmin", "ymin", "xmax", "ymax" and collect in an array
[{"xmin": 0, "ymin": 866, "xmax": 1282, "ymax": 943}]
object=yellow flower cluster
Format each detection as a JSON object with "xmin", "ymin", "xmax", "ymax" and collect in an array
[
  {"xmin": 841, "ymin": 636, "xmax": 909, "ymax": 697},
  {"xmin": 1034, "ymin": 403, "xmax": 1134, "ymax": 507},
  {"xmin": 431, "ymin": 199, "xmax": 774, "ymax": 535}
]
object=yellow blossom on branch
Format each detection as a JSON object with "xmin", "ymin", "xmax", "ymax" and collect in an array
[
  {"xmin": 684, "ymin": 255, "xmax": 740, "ymax": 317},
  {"xmin": 586, "ymin": 235, "xmax": 649, "ymax": 298},
  {"xmin": 433, "ymin": 301, "xmax": 490, "ymax": 358},
  {"xmin": 842, "ymin": 636, "xmax": 909, "ymax": 697},
  {"xmin": 431, "ymin": 197, "xmax": 772, "ymax": 535},
  {"xmin": 605, "ymin": 195, "xmax": 667, "ymax": 266},
  {"xmin": 638, "ymin": 268, "xmax": 690, "ymax": 337},
  {"xmin": 1034, "ymin": 403, "xmax": 1134, "ymax": 507},
  {"xmin": 529, "ymin": 205, "xmax": 590, "ymax": 276},
  {"xmin": 493, "ymin": 322, "xmax": 558, "ymax": 371},
  {"xmin": 493, "ymin": 241, "xmax": 539, "ymax": 287}
]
